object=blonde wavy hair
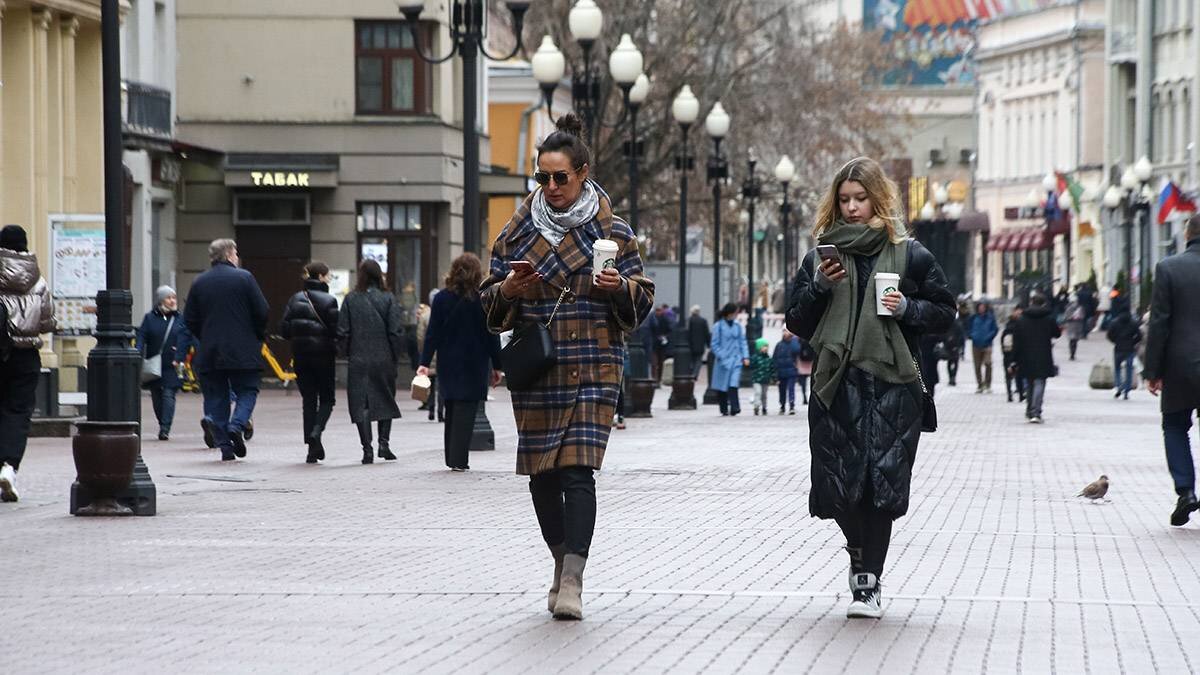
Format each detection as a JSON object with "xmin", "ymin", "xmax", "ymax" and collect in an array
[{"xmin": 812, "ymin": 157, "xmax": 908, "ymax": 244}]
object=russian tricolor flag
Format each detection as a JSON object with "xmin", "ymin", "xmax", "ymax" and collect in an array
[{"xmin": 1157, "ymin": 180, "xmax": 1197, "ymax": 224}]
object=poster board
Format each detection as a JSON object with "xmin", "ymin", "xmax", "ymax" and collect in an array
[{"xmin": 50, "ymin": 215, "xmax": 106, "ymax": 336}]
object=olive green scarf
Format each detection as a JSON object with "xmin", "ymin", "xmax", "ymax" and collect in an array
[{"xmin": 810, "ymin": 221, "xmax": 916, "ymax": 408}]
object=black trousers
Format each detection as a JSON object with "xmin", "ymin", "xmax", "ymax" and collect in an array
[
  {"xmin": 946, "ymin": 357, "xmax": 959, "ymax": 384},
  {"xmin": 357, "ymin": 419, "xmax": 392, "ymax": 448},
  {"xmin": 443, "ymin": 399, "xmax": 477, "ymax": 469},
  {"xmin": 834, "ymin": 484, "xmax": 894, "ymax": 578},
  {"xmin": 717, "ymin": 388, "xmax": 742, "ymax": 415},
  {"xmin": 0, "ymin": 350, "xmax": 40, "ymax": 471},
  {"xmin": 529, "ymin": 466, "xmax": 597, "ymax": 557},
  {"xmin": 294, "ymin": 355, "xmax": 336, "ymax": 443}
]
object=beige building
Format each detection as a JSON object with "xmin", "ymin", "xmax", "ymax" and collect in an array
[
  {"xmin": 974, "ymin": 1, "xmax": 1107, "ymax": 298},
  {"xmin": 2, "ymin": 0, "xmax": 106, "ymax": 388},
  {"xmin": 175, "ymin": 0, "xmax": 522, "ymax": 362}
]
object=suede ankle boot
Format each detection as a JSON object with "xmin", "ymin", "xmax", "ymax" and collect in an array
[
  {"xmin": 547, "ymin": 543, "xmax": 568, "ymax": 613},
  {"xmin": 377, "ymin": 441, "xmax": 397, "ymax": 461},
  {"xmin": 553, "ymin": 553, "xmax": 587, "ymax": 620}
]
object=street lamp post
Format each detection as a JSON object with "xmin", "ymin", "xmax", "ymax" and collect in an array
[
  {"xmin": 398, "ymin": 0, "xmax": 532, "ymax": 257},
  {"xmin": 701, "ymin": 103, "xmax": 730, "ymax": 405},
  {"xmin": 741, "ymin": 152, "xmax": 763, "ymax": 349},
  {"xmin": 71, "ymin": 0, "xmax": 156, "ymax": 516},
  {"xmin": 774, "ymin": 155, "xmax": 795, "ymax": 289},
  {"xmin": 1103, "ymin": 158, "xmax": 1154, "ymax": 297},
  {"xmin": 668, "ymin": 85, "xmax": 699, "ymax": 410}
]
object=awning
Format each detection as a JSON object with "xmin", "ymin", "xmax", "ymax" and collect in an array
[
  {"xmin": 1019, "ymin": 228, "xmax": 1050, "ymax": 251},
  {"xmin": 1004, "ymin": 231, "xmax": 1024, "ymax": 252},
  {"xmin": 956, "ymin": 210, "xmax": 990, "ymax": 232},
  {"xmin": 986, "ymin": 231, "xmax": 1008, "ymax": 251}
]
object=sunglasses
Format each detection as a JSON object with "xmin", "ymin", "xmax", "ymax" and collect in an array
[{"xmin": 533, "ymin": 167, "xmax": 583, "ymax": 187}]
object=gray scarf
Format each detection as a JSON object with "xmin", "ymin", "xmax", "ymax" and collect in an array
[{"xmin": 530, "ymin": 179, "xmax": 600, "ymax": 248}]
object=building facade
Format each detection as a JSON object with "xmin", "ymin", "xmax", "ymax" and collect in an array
[
  {"xmin": 974, "ymin": 1, "xmax": 1106, "ymax": 299},
  {"xmin": 1104, "ymin": 0, "xmax": 1199, "ymax": 296},
  {"xmin": 1, "ymin": 0, "xmax": 105, "ymax": 389},
  {"xmin": 174, "ymin": 0, "xmax": 521, "ymax": 362}
]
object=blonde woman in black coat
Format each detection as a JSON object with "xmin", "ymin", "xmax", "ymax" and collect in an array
[{"xmin": 786, "ymin": 157, "xmax": 955, "ymax": 619}]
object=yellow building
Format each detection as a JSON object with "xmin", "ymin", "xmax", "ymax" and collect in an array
[{"xmin": 2, "ymin": 0, "xmax": 106, "ymax": 384}]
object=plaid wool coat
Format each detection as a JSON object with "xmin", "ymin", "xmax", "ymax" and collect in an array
[{"xmin": 480, "ymin": 187, "xmax": 654, "ymax": 475}]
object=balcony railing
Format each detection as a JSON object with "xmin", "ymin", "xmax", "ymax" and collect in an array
[{"xmin": 123, "ymin": 80, "xmax": 172, "ymax": 141}]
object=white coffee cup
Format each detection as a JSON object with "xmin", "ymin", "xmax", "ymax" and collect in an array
[
  {"xmin": 593, "ymin": 239, "xmax": 620, "ymax": 280},
  {"xmin": 875, "ymin": 272, "xmax": 901, "ymax": 316}
]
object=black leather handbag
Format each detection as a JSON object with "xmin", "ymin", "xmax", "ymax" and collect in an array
[{"xmin": 501, "ymin": 285, "xmax": 572, "ymax": 391}]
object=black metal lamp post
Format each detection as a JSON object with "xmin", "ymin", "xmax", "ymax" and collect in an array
[
  {"xmin": 741, "ymin": 152, "xmax": 763, "ymax": 351},
  {"xmin": 71, "ymin": 0, "xmax": 156, "ymax": 516},
  {"xmin": 701, "ymin": 103, "xmax": 730, "ymax": 405},
  {"xmin": 1104, "ymin": 158, "xmax": 1154, "ymax": 296},
  {"xmin": 667, "ymin": 85, "xmax": 699, "ymax": 410},
  {"xmin": 774, "ymin": 155, "xmax": 796, "ymax": 292},
  {"xmin": 398, "ymin": 0, "xmax": 531, "ymax": 257}
]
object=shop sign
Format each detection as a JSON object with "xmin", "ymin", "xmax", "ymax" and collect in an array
[{"xmin": 250, "ymin": 171, "xmax": 310, "ymax": 187}]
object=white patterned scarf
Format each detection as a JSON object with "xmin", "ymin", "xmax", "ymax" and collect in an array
[{"xmin": 530, "ymin": 179, "xmax": 600, "ymax": 248}]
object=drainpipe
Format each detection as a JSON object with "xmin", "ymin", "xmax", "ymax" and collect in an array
[{"xmin": 516, "ymin": 99, "xmax": 544, "ymax": 184}]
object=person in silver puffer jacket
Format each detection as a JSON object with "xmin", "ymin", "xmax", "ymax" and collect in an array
[{"xmin": 0, "ymin": 225, "xmax": 56, "ymax": 503}]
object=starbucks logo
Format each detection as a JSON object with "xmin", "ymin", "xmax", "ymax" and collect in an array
[{"xmin": 602, "ymin": 259, "xmax": 617, "ymax": 270}]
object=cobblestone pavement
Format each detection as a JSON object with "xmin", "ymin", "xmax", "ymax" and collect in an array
[{"xmin": 3, "ymin": 335, "xmax": 1200, "ymax": 674}]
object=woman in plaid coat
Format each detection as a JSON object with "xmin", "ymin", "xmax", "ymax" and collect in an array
[{"xmin": 480, "ymin": 113, "xmax": 654, "ymax": 621}]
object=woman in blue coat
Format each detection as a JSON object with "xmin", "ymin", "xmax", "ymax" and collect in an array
[
  {"xmin": 710, "ymin": 302, "xmax": 750, "ymax": 416},
  {"xmin": 418, "ymin": 253, "xmax": 502, "ymax": 471},
  {"xmin": 136, "ymin": 285, "xmax": 195, "ymax": 440}
]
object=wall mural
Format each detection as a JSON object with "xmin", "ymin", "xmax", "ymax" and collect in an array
[{"xmin": 864, "ymin": 0, "xmax": 1065, "ymax": 87}]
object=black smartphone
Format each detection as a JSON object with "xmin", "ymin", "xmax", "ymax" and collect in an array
[
  {"xmin": 816, "ymin": 245, "xmax": 839, "ymax": 262},
  {"xmin": 509, "ymin": 260, "xmax": 538, "ymax": 276}
]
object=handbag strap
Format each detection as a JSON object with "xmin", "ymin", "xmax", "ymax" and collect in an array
[
  {"xmin": 155, "ymin": 315, "xmax": 176, "ymax": 358},
  {"xmin": 543, "ymin": 285, "xmax": 572, "ymax": 329},
  {"xmin": 304, "ymin": 291, "xmax": 328, "ymax": 330},
  {"xmin": 912, "ymin": 357, "xmax": 930, "ymax": 396}
]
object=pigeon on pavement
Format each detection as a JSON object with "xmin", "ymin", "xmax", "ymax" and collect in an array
[{"xmin": 1078, "ymin": 475, "xmax": 1109, "ymax": 500}]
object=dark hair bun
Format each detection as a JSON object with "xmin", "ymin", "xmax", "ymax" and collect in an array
[{"xmin": 555, "ymin": 113, "xmax": 585, "ymax": 139}]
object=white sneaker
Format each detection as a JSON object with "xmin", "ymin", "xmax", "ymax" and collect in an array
[
  {"xmin": 1030, "ymin": 416, "xmax": 1044, "ymax": 424},
  {"xmin": 0, "ymin": 464, "xmax": 19, "ymax": 502},
  {"xmin": 846, "ymin": 572, "xmax": 883, "ymax": 619}
]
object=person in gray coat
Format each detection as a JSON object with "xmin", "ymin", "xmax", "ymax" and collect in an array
[
  {"xmin": 1144, "ymin": 214, "xmax": 1200, "ymax": 527},
  {"xmin": 337, "ymin": 258, "xmax": 404, "ymax": 464}
]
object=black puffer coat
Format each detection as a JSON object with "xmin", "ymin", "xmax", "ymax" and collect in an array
[
  {"xmin": 280, "ymin": 279, "xmax": 339, "ymax": 361},
  {"xmin": 786, "ymin": 240, "xmax": 955, "ymax": 519}
]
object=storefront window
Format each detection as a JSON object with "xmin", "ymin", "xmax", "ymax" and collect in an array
[
  {"xmin": 356, "ymin": 202, "xmax": 436, "ymax": 315},
  {"xmin": 234, "ymin": 193, "xmax": 310, "ymax": 225}
]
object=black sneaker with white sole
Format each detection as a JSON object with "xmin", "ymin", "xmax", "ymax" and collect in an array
[{"xmin": 846, "ymin": 572, "xmax": 883, "ymax": 619}]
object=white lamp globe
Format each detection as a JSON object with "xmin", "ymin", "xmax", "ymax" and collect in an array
[
  {"xmin": 1133, "ymin": 155, "xmax": 1153, "ymax": 182},
  {"xmin": 1057, "ymin": 190, "xmax": 1073, "ymax": 211},
  {"xmin": 629, "ymin": 73, "xmax": 650, "ymax": 104},
  {"xmin": 1120, "ymin": 166, "xmax": 1138, "ymax": 190},
  {"xmin": 1081, "ymin": 183, "xmax": 1100, "ymax": 202},
  {"xmin": 1041, "ymin": 172, "xmax": 1058, "ymax": 193},
  {"xmin": 774, "ymin": 155, "xmax": 796, "ymax": 183},
  {"xmin": 919, "ymin": 201, "xmax": 936, "ymax": 220},
  {"xmin": 531, "ymin": 36, "xmax": 565, "ymax": 85},
  {"xmin": 608, "ymin": 34, "xmax": 642, "ymax": 85},
  {"xmin": 672, "ymin": 85, "xmax": 700, "ymax": 125},
  {"xmin": 1024, "ymin": 188, "xmax": 1042, "ymax": 209},
  {"xmin": 933, "ymin": 184, "xmax": 949, "ymax": 204},
  {"xmin": 705, "ymin": 102, "xmax": 731, "ymax": 139},
  {"xmin": 1102, "ymin": 185, "xmax": 1122, "ymax": 209},
  {"xmin": 568, "ymin": 0, "xmax": 603, "ymax": 43}
]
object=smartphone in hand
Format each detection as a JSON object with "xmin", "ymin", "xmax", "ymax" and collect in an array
[
  {"xmin": 509, "ymin": 260, "xmax": 539, "ymax": 276},
  {"xmin": 816, "ymin": 245, "xmax": 839, "ymax": 262}
]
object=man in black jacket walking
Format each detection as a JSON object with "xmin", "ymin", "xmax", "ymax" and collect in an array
[
  {"xmin": 184, "ymin": 239, "xmax": 269, "ymax": 461},
  {"xmin": 687, "ymin": 305, "xmax": 710, "ymax": 378},
  {"xmin": 281, "ymin": 261, "xmax": 339, "ymax": 463},
  {"xmin": 1106, "ymin": 308, "xmax": 1142, "ymax": 400},
  {"xmin": 1144, "ymin": 215, "xmax": 1200, "ymax": 526},
  {"xmin": 1011, "ymin": 294, "xmax": 1060, "ymax": 424}
]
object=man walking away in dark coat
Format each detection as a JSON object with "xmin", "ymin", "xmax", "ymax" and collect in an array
[
  {"xmin": 184, "ymin": 238, "xmax": 269, "ymax": 461},
  {"xmin": 687, "ymin": 305, "xmax": 710, "ymax": 378},
  {"xmin": 1000, "ymin": 306, "xmax": 1025, "ymax": 403},
  {"xmin": 1011, "ymin": 294, "xmax": 1060, "ymax": 424},
  {"xmin": 1106, "ymin": 307, "xmax": 1142, "ymax": 400},
  {"xmin": 1144, "ymin": 215, "xmax": 1200, "ymax": 526}
]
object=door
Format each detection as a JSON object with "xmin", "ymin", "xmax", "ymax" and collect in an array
[{"xmin": 236, "ymin": 225, "xmax": 311, "ymax": 369}]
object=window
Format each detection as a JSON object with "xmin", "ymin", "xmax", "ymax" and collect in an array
[
  {"xmin": 356, "ymin": 202, "xmax": 436, "ymax": 314},
  {"xmin": 357, "ymin": 202, "xmax": 423, "ymax": 232},
  {"xmin": 355, "ymin": 21, "xmax": 432, "ymax": 115},
  {"xmin": 234, "ymin": 193, "xmax": 310, "ymax": 225}
]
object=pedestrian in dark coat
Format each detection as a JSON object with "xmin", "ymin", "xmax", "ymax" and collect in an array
[
  {"xmin": 183, "ymin": 239, "xmax": 268, "ymax": 461},
  {"xmin": 0, "ymin": 225, "xmax": 56, "ymax": 503},
  {"xmin": 480, "ymin": 113, "xmax": 654, "ymax": 621},
  {"xmin": 337, "ymin": 258, "xmax": 403, "ymax": 464},
  {"xmin": 772, "ymin": 330, "xmax": 803, "ymax": 414},
  {"xmin": 1144, "ymin": 216, "xmax": 1200, "ymax": 525},
  {"xmin": 1011, "ymin": 294, "xmax": 1060, "ymax": 423},
  {"xmin": 1000, "ymin": 307, "xmax": 1025, "ymax": 402},
  {"xmin": 785, "ymin": 157, "xmax": 955, "ymax": 620},
  {"xmin": 136, "ymin": 285, "xmax": 195, "ymax": 440},
  {"xmin": 650, "ymin": 305, "xmax": 672, "ymax": 382},
  {"xmin": 419, "ymin": 253, "xmax": 502, "ymax": 471},
  {"xmin": 687, "ymin": 305, "xmax": 710, "ymax": 378},
  {"xmin": 1106, "ymin": 309, "xmax": 1141, "ymax": 400},
  {"xmin": 280, "ymin": 261, "xmax": 340, "ymax": 464}
]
